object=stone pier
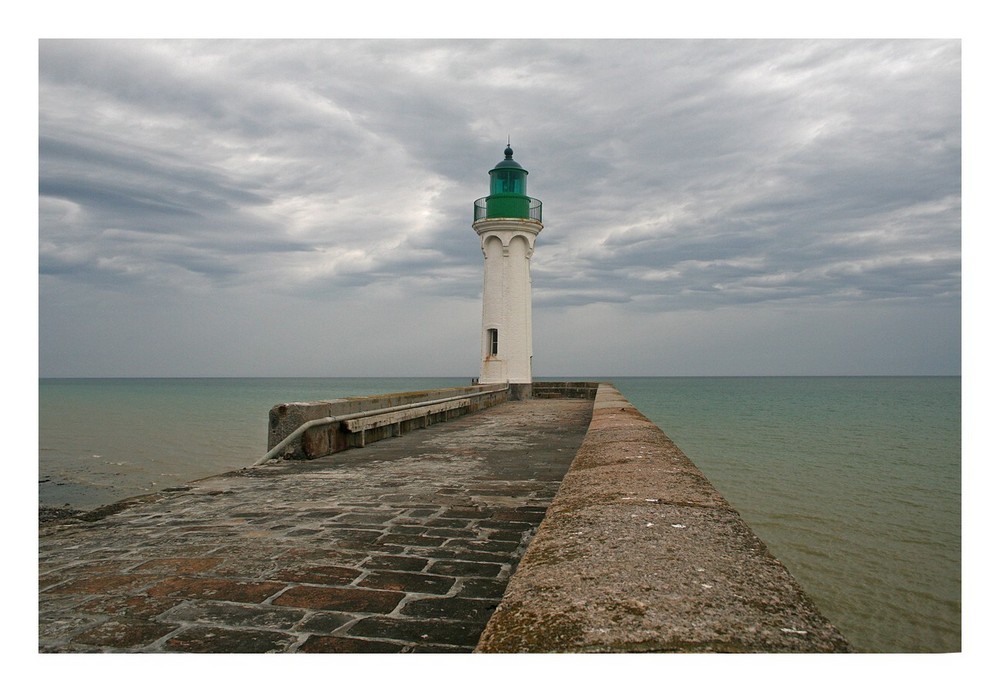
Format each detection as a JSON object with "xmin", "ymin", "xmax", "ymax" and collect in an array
[{"xmin": 38, "ymin": 383, "xmax": 850, "ymax": 653}]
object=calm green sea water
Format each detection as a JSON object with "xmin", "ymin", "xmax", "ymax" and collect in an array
[
  {"xmin": 37, "ymin": 376, "xmax": 960, "ymax": 653},
  {"xmin": 38, "ymin": 378, "xmax": 470, "ymax": 509}
]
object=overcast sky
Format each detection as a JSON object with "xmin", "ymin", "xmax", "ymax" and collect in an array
[{"xmin": 37, "ymin": 39, "xmax": 961, "ymax": 377}]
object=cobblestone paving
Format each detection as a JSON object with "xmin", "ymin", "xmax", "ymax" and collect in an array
[{"xmin": 39, "ymin": 399, "xmax": 592, "ymax": 653}]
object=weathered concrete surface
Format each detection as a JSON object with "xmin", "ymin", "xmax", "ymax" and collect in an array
[
  {"xmin": 38, "ymin": 399, "xmax": 592, "ymax": 653},
  {"xmin": 476, "ymin": 384, "xmax": 853, "ymax": 653}
]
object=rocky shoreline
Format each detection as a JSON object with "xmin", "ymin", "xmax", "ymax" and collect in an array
[{"xmin": 38, "ymin": 505, "xmax": 83, "ymax": 525}]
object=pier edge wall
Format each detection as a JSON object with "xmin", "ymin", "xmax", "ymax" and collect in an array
[
  {"xmin": 531, "ymin": 381, "xmax": 599, "ymax": 399},
  {"xmin": 267, "ymin": 385, "xmax": 510, "ymax": 460},
  {"xmin": 475, "ymin": 382, "xmax": 852, "ymax": 653}
]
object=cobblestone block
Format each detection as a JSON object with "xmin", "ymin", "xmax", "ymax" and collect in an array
[
  {"xmin": 71, "ymin": 618, "xmax": 178, "ymax": 649},
  {"xmin": 361, "ymin": 555, "xmax": 429, "ymax": 572},
  {"xmin": 50, "ymin": 560, "xmax": 139, "ymax": 576},
  {"xmin": 298, "ymin": 509, "xmax": 346, "ymax": 518},
  {"xmin": 164, "ymin": 626, "xmax": 297, "ymax": 653},
  {"xmin": 424, "ymin": 527, "xmax": 478, "ymax": 538},
  {"xmin": 325, "ymin": 528, "xmax": 384, "ymax": 544},
  {"xmin": 145, "ymin": 576, "xmax": 285, "ymax": 603},
  {"xmin": 377, "ymin": 533, "xmax": 448, "ymax": 548},
  {"xmin": 347, "ymin": 615, "xmax": 484, "ymax": 648},
  {"xmin": 132, "ymin": 557, "xmax": 225, "ymax": 574},
  {"xmin": 337, "ymin": 512, "xmax": 401, "ymax": 525},
  {"xmin": 400, "ymin": 596, "xmax": 497, "ymax": 623},
  {"xmin": 298, "ymin": 635, "xmax": 404, "ymax": 653},
  {"xmin": 279, "ymin": 547, "xmax": 369, "ymax": 565},
  {"xmin": 492, "ymin": 509, "xmax": 547, "ymax": 522},
  {"xmin": 486, "ymin": 529, "xmax": 525, "ymax": 542},
  {"xmin": 38, "ymin": 611, "xmax": 109, "ymax": 648},
  {"xmin": 273, "ymin": 585, "xmax": 404, "ymax": 613},
  {"xmin": 410, "ymin": 547, "xmax": 512, "ymax": 563},
  {"xmin": 386, "ymin": 525, "xmax": 427, "ymax": 535},
  {"xmin": 425, "ymin": 518, "xmax": 472, "ymax": 528},
  {"xmin": 446, "ymin": 538, "xmax": 522, "ymax": 552},
  {"xmin": 427, "ymin": 560, "xmax": 504, "ymax": 578},
  {"xmin": 77, "ymin": 594, "xmax": 180, "ymax": 619},
  {"xmin": 270, "ymin": 566, "xmax": 362, "ymax": 586},
  {"xmin": 455, "ymin": 578, "xmax": 508, "ymax": 600},
  {"xmin": 357, "ymin": 571, "xmax": 455, "ymax": 594},
  {"xmin": 39, "ymin": 573, "xmax": 68, "ymax": 590},
  {"xmin": 477, "ymin": 519, "xmax": 534, "ymax": 530},
  {"xmin": 441, "ymin": 507, "xmax": 493, "ymax": 519},
  {"xmin": 44, "ymin": 574, "xmax": 157, "ymax": 596},
  {"xmin": 297, "ymin": 611, "xmax": 356, "ymax": 634},
  {"xmin": 161, "ymin": 601, "xmax": 306, "ymax": 630}
]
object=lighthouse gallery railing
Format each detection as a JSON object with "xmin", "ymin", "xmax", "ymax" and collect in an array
[{"xmin": 473, "ymin": 197, "xmax": 542, "ymax": 223}]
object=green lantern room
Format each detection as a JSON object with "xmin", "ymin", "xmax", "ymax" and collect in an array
[{"xmin": 474, "ymin": 144, "xmax": 542, "ymax": 222}]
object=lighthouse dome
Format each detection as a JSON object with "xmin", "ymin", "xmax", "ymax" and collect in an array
[
  {"xmin": 493, "ymin": 144, "xmax": 527, "ymax": 173},
  {"xmin": 492, "ymin": 144, "xmax": 525, "ymax": 170}
]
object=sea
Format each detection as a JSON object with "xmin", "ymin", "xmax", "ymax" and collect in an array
[{"xmin": 38, "ymin": 376, "xmax": 960, "ymax": 653}]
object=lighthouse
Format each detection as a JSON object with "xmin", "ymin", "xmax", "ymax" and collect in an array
[{"xmin": 473, "ymin": 143, "xmax": 543, "ymax": 400}]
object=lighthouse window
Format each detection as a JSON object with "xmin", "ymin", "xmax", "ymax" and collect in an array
[
  {"xmin": 491, "ymin": 171, "xmax": 525, "ymax": 195},
  {"xmin": 487, "ymin": 328, "xmax": 499, "ymax": 356}
]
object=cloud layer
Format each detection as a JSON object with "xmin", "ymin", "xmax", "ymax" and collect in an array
[{"xmin": 38, "ymin": 39, "xmax": 960, "ymax": 376}]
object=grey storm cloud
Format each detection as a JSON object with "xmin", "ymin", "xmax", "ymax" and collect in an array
[{"xmin": 38, "ymin": 39, "xmax": 960, "ymax": 376}]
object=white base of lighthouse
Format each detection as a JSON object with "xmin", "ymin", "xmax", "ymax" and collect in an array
[{"xmin": 473, "ymin": 217, "xmax": 543, "ymax": 389}]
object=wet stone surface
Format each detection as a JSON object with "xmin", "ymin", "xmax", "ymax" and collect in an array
[{"xmin": 39, "ymin": 399, "xmax": 592, "ymax": 653}]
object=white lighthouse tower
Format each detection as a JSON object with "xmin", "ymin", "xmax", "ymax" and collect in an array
[{"xmin": 472, "ymin": 143, "xmax": 543, "ymax": 400}]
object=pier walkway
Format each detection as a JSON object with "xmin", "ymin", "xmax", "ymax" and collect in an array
[{"xmin": 39, "ymin": 398, "xmax": 593, "ymax": 653}]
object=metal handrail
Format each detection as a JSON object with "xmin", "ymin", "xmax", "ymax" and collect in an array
[
  {"xmin": 253, "ymin": 384, "xmax": 509, "ymax": 466},
  {"xmin": 473, "ymin": 197, "xmax": 542, "ymax": 222}
]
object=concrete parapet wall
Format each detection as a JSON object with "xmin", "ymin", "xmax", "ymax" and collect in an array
[
  {"xmin": 267, "ymin": 385, "xmax": 509, "ymax": 460},
  {"xmin": 476, "ymin": 383, "xmax": 852, "ymax": 652},
  {"xmin": 532, "ymin": 381, "xmax": 599, "ymax": 400}
]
